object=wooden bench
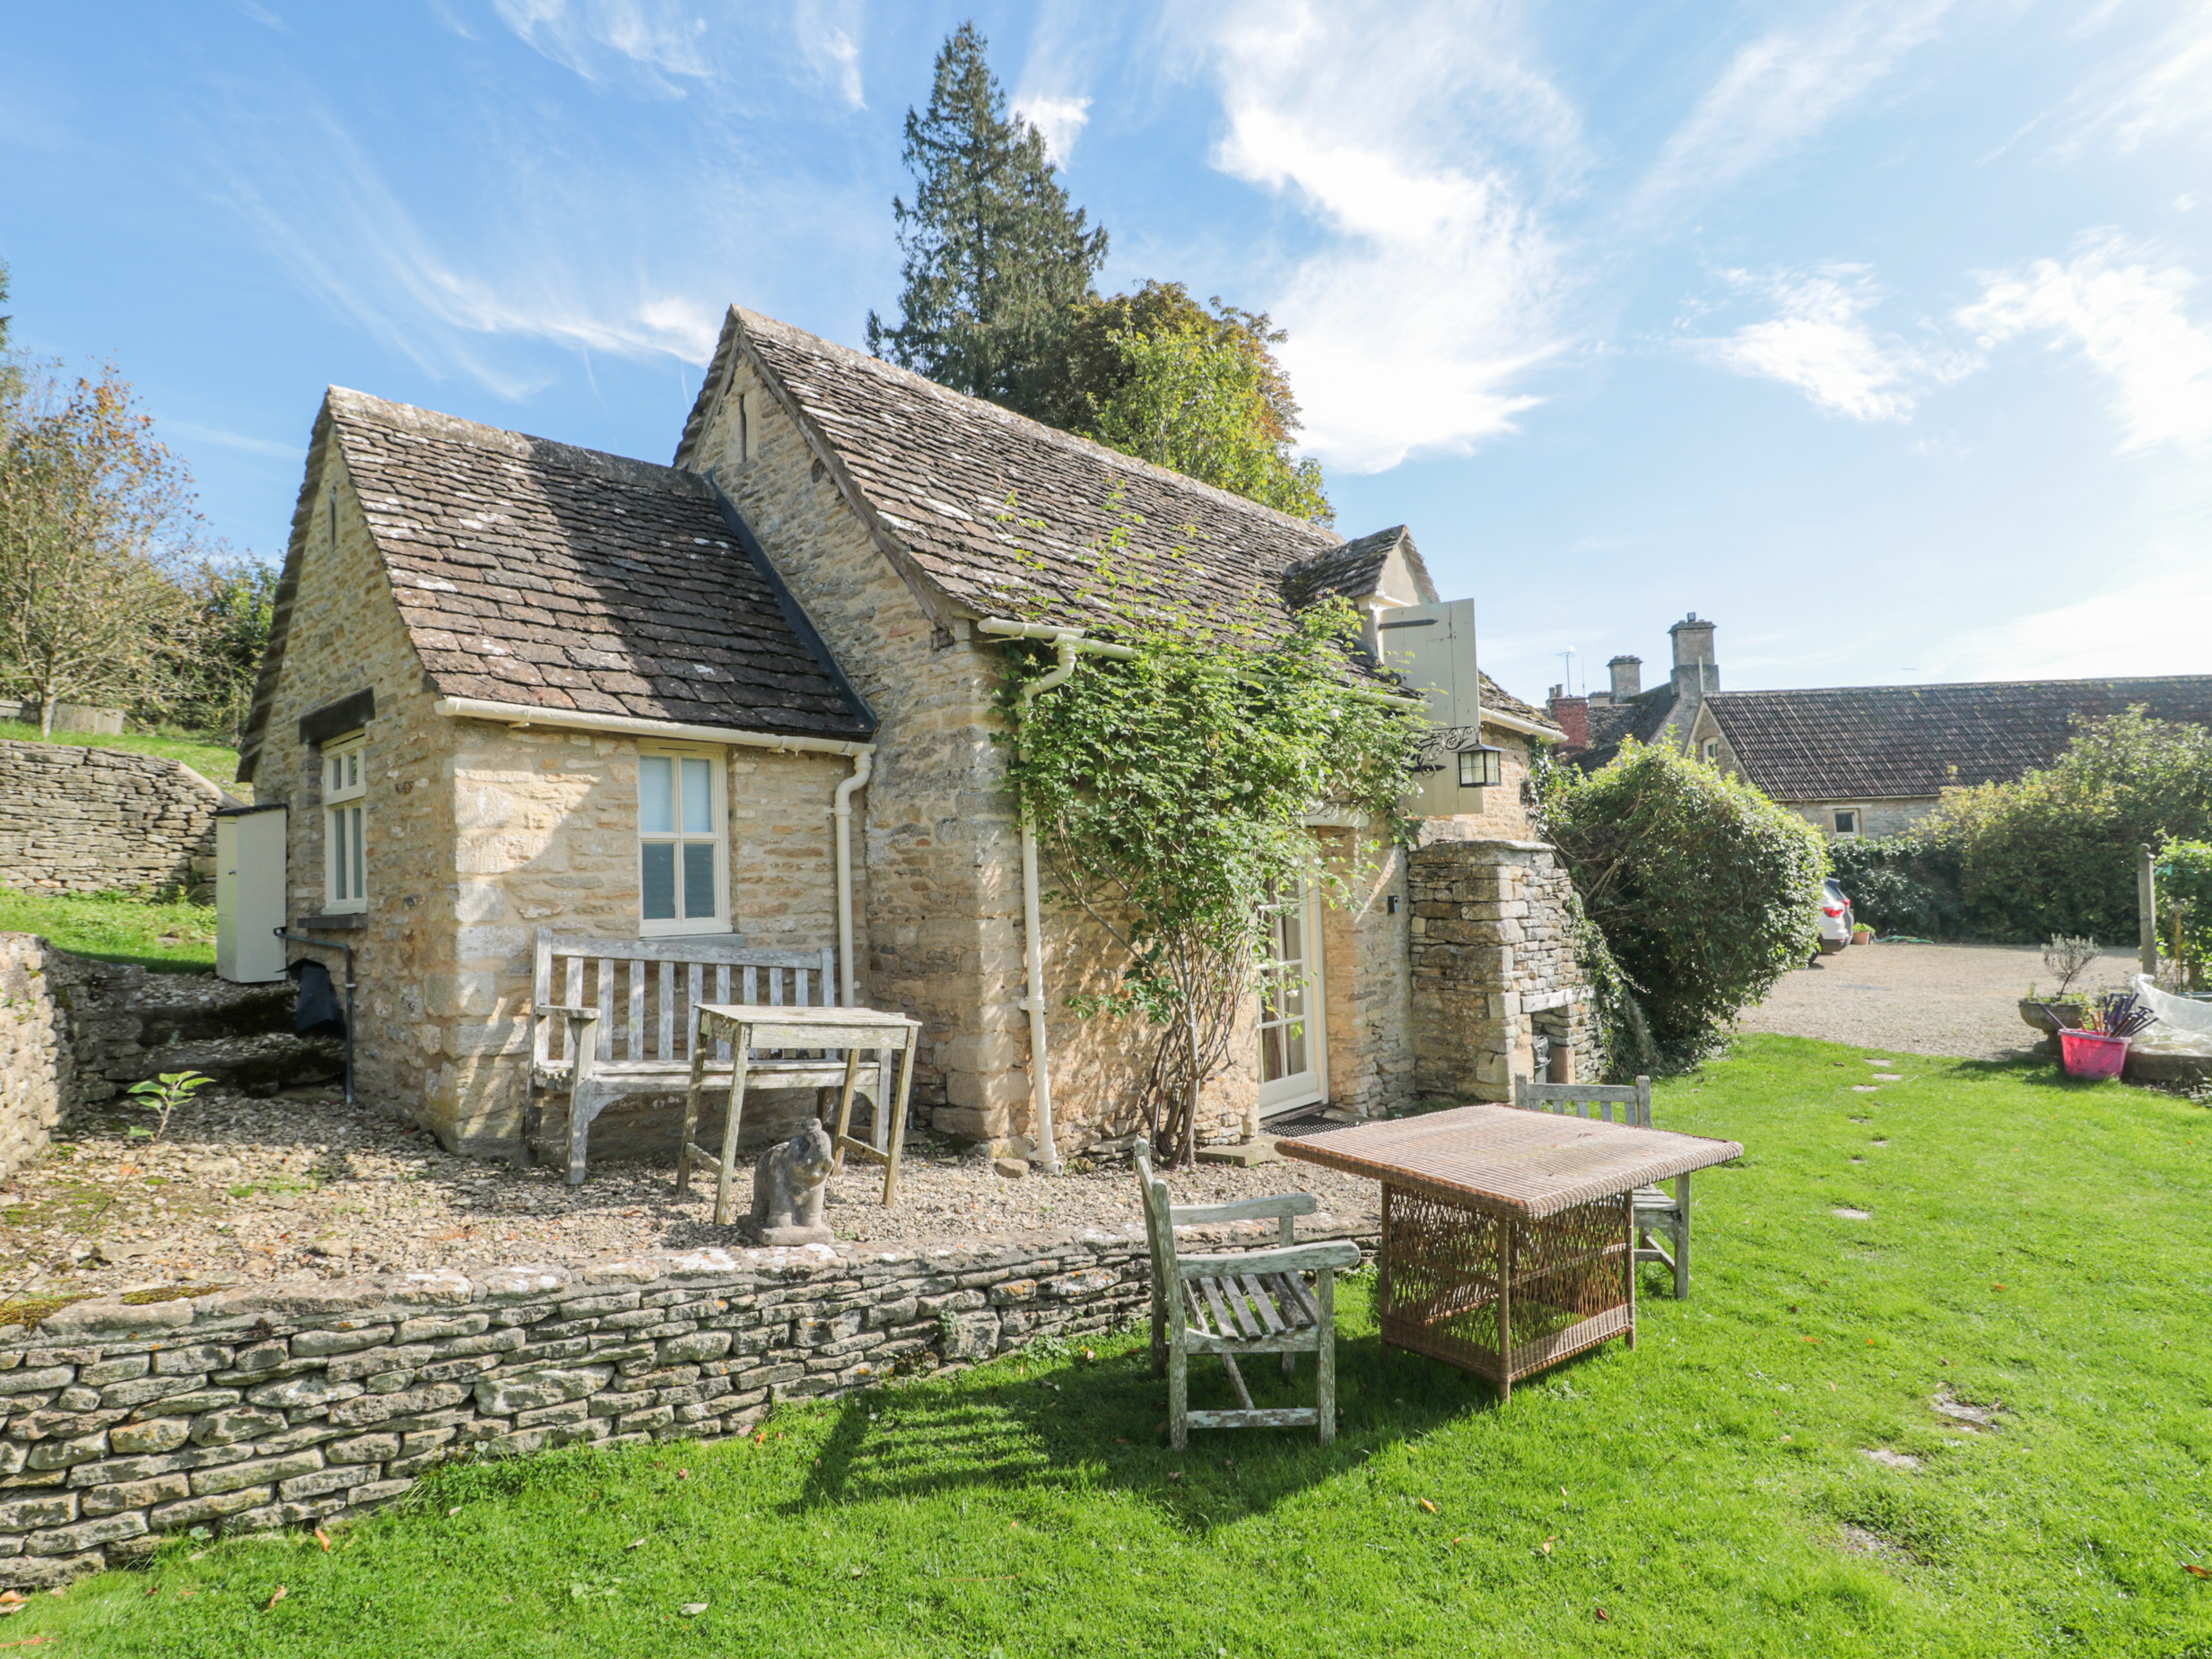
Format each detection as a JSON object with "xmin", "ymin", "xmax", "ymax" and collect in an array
[
  {"xmin": 527, "ymin": 932, "xmax": 894, "ymax": 1185},
  {"xmin": 1511, "ymin": 1073, "xmax": 1691, "ymax": 1299},
  {"xmin": 1136, "ymin": 1148, "xmax": 1360, "ymax": 1450}
]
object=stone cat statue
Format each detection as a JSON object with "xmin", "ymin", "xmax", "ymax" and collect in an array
[{"xmin": 750, "ymin": 1118, "xmax": 835, "ymax": 1246}]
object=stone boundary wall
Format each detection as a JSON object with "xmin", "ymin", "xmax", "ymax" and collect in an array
[
  {"xmin": 0, "ymin": 741, "xmax": 227, "ymax": 899},
  {"xmin": 1408, "ymin": 838, "xmax": 1598, "ymax": 1098},
  {"xmin": 0, "ymin": 1232, "xmax": 1186, "ymax": 1587},
  {"xmin": 0, "ymin": 937, "xmax": 74, "ymax": 1181}
]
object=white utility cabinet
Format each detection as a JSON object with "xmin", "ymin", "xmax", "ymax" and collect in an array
[
  {"xmin": 216, "ymin": 804, "xmax": 288, "ymax": 983},
  {"xmin": 1377, "ymin": 597, "xmax": 1488, "ymax": 820}
]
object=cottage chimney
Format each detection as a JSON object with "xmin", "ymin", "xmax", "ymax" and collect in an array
[
  {"xmin": 1607, "ymin": 655, "xmax": 1642, "ymax": 699},
  {"xmin": 1668, "ymin": 613, "xmax": 1718, "ymax": 698},
  {"xmin": 1547, "ymin": 691, "xmax": 1590, "ymax": 751}
]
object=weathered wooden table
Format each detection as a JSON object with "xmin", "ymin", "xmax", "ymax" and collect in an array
[
  {"xmin": 676, "ymin": 1003, "xmax": 921, "ymax": 1226},
  {"xmin": 1279, "ymin": 1105, "xmax": 1743, "ymax": 1400}
]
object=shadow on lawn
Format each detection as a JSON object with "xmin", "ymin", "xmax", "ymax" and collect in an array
[{"xmin": 785, "ymin": 1319, "xmax": 1564, "ymax": 1532}]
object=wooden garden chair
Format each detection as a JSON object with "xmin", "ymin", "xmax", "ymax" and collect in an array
[
  {"xmin": 1135, "ymin": 1149, "xmax": 1362, "ymax": 1450},
  {"xmin": 1511, "ymin": 1073, "xmax": 1691, "ymax": 1299}
]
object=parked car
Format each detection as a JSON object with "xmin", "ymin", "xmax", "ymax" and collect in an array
[{"xmin": 1816, "ymin": 878, "xmax": 1854, "ymax": 954}]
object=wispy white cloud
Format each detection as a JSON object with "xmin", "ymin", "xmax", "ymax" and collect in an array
[
  {"xmin": 219, "ymin": 102, "xmax": 725, "ymax": 398},
  {"xmin": 1201, "ymin": 0, "xmax": 1576, "ymax": 473},
  {"xmin": 2052, "ymin": 0, "xmax": 2212, "ymax": 157},
  {"xmin": 1013, "ymin": 94, "xmax": 1090, "ymax": 164},
  {"xmin": 1959, "ymin": 233, "xmax": 2212, "ymax": 450},
  {"xmin": 237, "ymin": 2, "xmax": 291, "ymax": 33},
  {"xmin": 792, "ymin": 0, "xmax": 865, "ymax": 109},
  {"xmin": 1927, "ymin": 555, "xmax": 2212, "ymax": 681},
  {"xmin": 1635, "ymin": 2, "xmax": 1949, "ymax": 214},
  {"xmin": 1692, "ymin": 266, "xmax": 1973, "ymax": 421},
  {"xmin": 163, "ymin": 421, "xmax": 303, "ymax": 462},
  {"xmin": 491, "ymin": 0, "xmax": 711, "ymax": 91}
]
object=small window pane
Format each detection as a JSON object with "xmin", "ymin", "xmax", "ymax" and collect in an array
[
  {"xmin": 680, "ymin": 758, "xmax": 712, "ymax": 834},
  {"xmin": 640, "ymin": 757, "xmax": 675, "ymax": 833},
  {"xmin": 330, "ymin": 812, "xmax": 347, "ymax": 895},
  {"xmin": 683, "ymin": 842, "xmax": 715, "ymax": 918},
  {"xmin": 347, "ymin": 753, "xmax": 360, "ymax": 789},
  {"xmin": 348, "ymin": 806, "xmax": 364, "ymax": 899},
  {"xmin": 641, "ymin": 842, "xmax": 676, "ymax": 919}
]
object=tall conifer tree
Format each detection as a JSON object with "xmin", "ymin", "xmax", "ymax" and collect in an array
[{"xmin": 867, "ymin": 23, "xmax": 1107, "ymax": 419}]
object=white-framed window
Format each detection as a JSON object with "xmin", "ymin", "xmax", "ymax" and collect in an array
[
  {"xmin": 1833, "ymin": 808, "xmax": 1859, "ymax": 838},
  {"xmin": 1702, "ymin": 738, "xmax": 1721, "ymax": 764},
  {"xmin": 323, "ymin": 732, "xmax": 367, "ymax": 913},
  {"xmin": 638, "ymin": 745, "xmax": 728, "ymax": 935}
]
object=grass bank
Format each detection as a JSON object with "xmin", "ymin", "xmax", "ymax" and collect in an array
[
  {"xmin": 0, "ymin": 886, "xmax": 216, "ymax": 971},
  {"xmin": 22, "ymin": 1036, "xmax": 2212, "ymax": 1656},
  {"xmin": 0, "ymin": 719, "xmax": 242, "ymax": 789}
]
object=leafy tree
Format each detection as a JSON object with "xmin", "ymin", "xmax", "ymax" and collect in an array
[
  {"xmin": 0, "ymin": 360, "xmax": 199, "ymax": 734},
  {"xmin": 161, "ymin": 556, "xmax": 278, "ymax": 740},
  {"xmin": 998, "ymin": 504, "xmax": 1420, "ymax": 1162},
  {"xmin": 867, "ymin": 22, "xmax": 1107, "ymax": 419},
  {"xmin": 1540, "ymin": 741, "xmax": 1827, "ymax": 1073}
]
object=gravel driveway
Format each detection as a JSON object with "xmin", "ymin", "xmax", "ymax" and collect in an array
[{"xmin": 1735, "ymin": 939, "xmax": 2145, "ymax": 1060}]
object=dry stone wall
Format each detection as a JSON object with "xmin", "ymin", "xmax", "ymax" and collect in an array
[
  {"xmin": 1408, "ymin": 838, "xmax": 1598, "ymax": 1098},
  {"xmin": 0, "ymin": 741, "xmax": 226, "ymax": 899},
  {"xmin": 0, "ymin": 1233, "xmax": 1170, "ymax": 1586},
  {"xmin": 0, "ymin": 937, "xmax": 74, "ymax": 1181}
]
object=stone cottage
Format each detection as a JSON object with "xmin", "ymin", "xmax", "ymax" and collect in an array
[
  {"xmin": 238, "ymin": 307, "xmax": 1584, "ymax": 1168},
  {"xmin": 1551, "ymin": 612, "xmax": 2212, "ymax": 839}
]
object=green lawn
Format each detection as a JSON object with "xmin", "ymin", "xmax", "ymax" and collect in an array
[
  {"xmin": 24, "ymin": 1036, "xmax": 2212, "ymax": 1656},
  {"xmin": 0, "ymin": 719, "xmax": 243, "ymax": 789},
  {"xmin": 0, "ymin": 886, "xmax": 217, "ymax": 971}
]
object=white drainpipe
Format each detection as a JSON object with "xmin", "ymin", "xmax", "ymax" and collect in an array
[
  {"xmin": 832, "ymin": 749, "xmax": 873, "ymax": 1008},
  {"xmin": 975, "ymin": 618, "xmax": 1136, "ymax": 1172}
]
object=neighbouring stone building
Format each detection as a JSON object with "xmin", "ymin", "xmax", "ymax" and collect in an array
[
  {"xmin": 1551, "ymin": 612, "xmax": 2212, "ymax": 839},
  {"xmin": 238, "ymin": 306, "xmax": 1583, "ymax": 1167}
]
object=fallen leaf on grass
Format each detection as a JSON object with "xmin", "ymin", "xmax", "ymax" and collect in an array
[
  {"xmin": 1419, "ymin": 1499, "xmax": 1439, "ymax": 1516},
  {"xmin": 627, "ymin": 1538, "xmax": 646, "ymax": 1550},
  {"xmin": 676, "ymin": 1469, "xmax": 690, "ymax": 1481},
  {"xmin": 314, "ymin": 1529, "xmax": 331, "ymax": 1552},
  {"xmin": 447, "ymin": 1507, "xmax": 462, "ymax": 1517},
  {"xmin": 0, "ymin": 1596, "xmax": 19, "ymax": 1607},
  {"xmin": 2185, "ymin": 1564, "xmax": 2211, "ymax": 1581},
  {"xmin": 1596, "ymin": 1606, "xmax": 1612, "ymax": 1622},
  {"xmin": 1992, "ymin": 1283, "xmax": 2007, "ymax": 1291},
  {"xmin": 1166, "ymin": 1471, "xmax": 1182, "ymax": 1482},
  {"xmin": 680, "ymin": 1603, "xmax": 709, "ymax": 1615},
  {"xmin": 263, "ymin": 1585, "xmax": 287, "ymax": 1611},
  {"xmin": 1541, "ymin": 1538, "xmax": 1554, "ymax": 1556}
]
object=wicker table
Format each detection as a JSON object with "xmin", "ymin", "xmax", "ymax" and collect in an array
[{"xmin": 1279, "ymin": 1105, "xmax": 1742, "ymax": 1400}]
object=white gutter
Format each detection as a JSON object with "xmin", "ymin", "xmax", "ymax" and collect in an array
[
  {"xmin": 431, "ymin": 694, "xmax": 876, "ymax": 1017},
  {"xmin": 1479, "ymin": 705, "xmax": 1568, "ymax": 743},
  {"xmin": 974, "ymin": 618, "xmax": 1137, "ymax": 1174},
  {"xmin": 832, "ymin": 750, "xmax": 872, "ymax": 1008}
]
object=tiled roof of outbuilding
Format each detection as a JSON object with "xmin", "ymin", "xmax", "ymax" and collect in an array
[
  {"xmin": 1478, "ymin": 673, "xmax": 1561, "ymax": 734},
  {"xmin": 1573, "ymin": 687, "xmax": 1680, "ymax": 769},
  {"xmin": 239, "ymin": 389, "xmax": 869, "ymax": 779},
  {"xmin": 680, "ymin": 308, "xmax": 1347, "ymax": 634},
  {"xmin": 1707, "ymin": 676, "xmax": 2212, "ymax": 800}
]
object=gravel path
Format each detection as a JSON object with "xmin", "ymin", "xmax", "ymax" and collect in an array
[
  {"xmin": 0, "ymin": 1087, "xmax": 1380, "ymax": 1307},
  {"xmin": 1734, "ymin": 939, "xmax": 2145, "ymax": 1059}
]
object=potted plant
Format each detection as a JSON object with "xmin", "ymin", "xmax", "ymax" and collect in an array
[
  {"xmin": 1851, "ymin": 923, "xmax": 1875, "ymax": 945},
  {"xmin": 2060, "ymin": 991, "xmax": 2152, "ymax": 1081},
  {"xmin": 2019, "ymin": 935, "xmax": 2100, "ymax": 1036}
]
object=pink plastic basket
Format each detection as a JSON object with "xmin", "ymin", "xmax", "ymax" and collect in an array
[{"xmin": 2060, "ymin": 1029, "xmax": 2129, "ymax": 1081}]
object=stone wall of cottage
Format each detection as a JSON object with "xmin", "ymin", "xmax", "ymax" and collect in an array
[
  {"xmin": 440, "ymin": 720, "xmax": 861, "ymax": 1159},
  {"xmin": 1407, "ymin": 838, "xmax": 1598, "ymax": 1099},
  {"xmin": 1786, "ymin": 798, "xmax": 1937, "ymax": 840},
  {"xmin": 253, "ymin": 454, "xmax": 460, "ymax": 1144},
  {"xmin": 0, "ymin": 1235, "xmax": 1201, "ymax": 1586},
  {"xmin": 0, "ymin": 937, "xmax": 74, "ymax": 1181},
  {"xmin": 1314, "ymin": 829, "xmax": 1415, "ymax": 1121},
  {"xmin": 0, "ymin": 742, "xmax": 226, "ymax": 899}
]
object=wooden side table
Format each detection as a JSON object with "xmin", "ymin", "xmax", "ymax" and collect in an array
[{"xmin": 676, "ymin": 1003, "xmax": 921, "ymax": 1226}]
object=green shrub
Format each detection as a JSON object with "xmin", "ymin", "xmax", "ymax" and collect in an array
[
  {"xmin": 1826, "ymin": 834, "xmax": 1964, "ymax": 937},
  {"xmin": 1541, "ymin": 741, "xmax": 1828, "ymax": 1073},
  {"xmin": 1924, "ymin": 709, "xmax": 2212, "ymax": 942},
  {"xmin": 2156, "ymin": 838, "xmax": 2212, "ymax": 989}
]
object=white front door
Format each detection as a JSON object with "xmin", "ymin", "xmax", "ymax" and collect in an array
[{"xmin": 1258, "ymin": 875, "xmax": 1328, "ymax": 1116}]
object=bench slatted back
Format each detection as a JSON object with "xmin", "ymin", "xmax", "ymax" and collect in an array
[
  {"xmin": 1511, "ymin": 1073, "xmax": 1653, "ymax": 1127},
  {"xmin": 532, "ymin": 933, "xmax": 838, "ymax": 1074}
]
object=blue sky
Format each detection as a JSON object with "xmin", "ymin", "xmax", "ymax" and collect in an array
[{"xmin": 4, "ymin": 1, "xmax": 2208, "ymax": 704}]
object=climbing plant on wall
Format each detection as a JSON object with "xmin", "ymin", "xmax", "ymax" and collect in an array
[{"xmin": 994, "ymin": 510, "xmax": 1422, "ymax": 1164}]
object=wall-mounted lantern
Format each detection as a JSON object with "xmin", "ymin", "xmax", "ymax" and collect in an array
[{"xmin": 1457, "ymin": 744, "xmax": 1504, "ymax": 788}]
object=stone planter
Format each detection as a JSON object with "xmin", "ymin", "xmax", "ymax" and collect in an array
[{"xmin": 2017, "ymin": 998, "xmax": 2086, "ymax": 1037}]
